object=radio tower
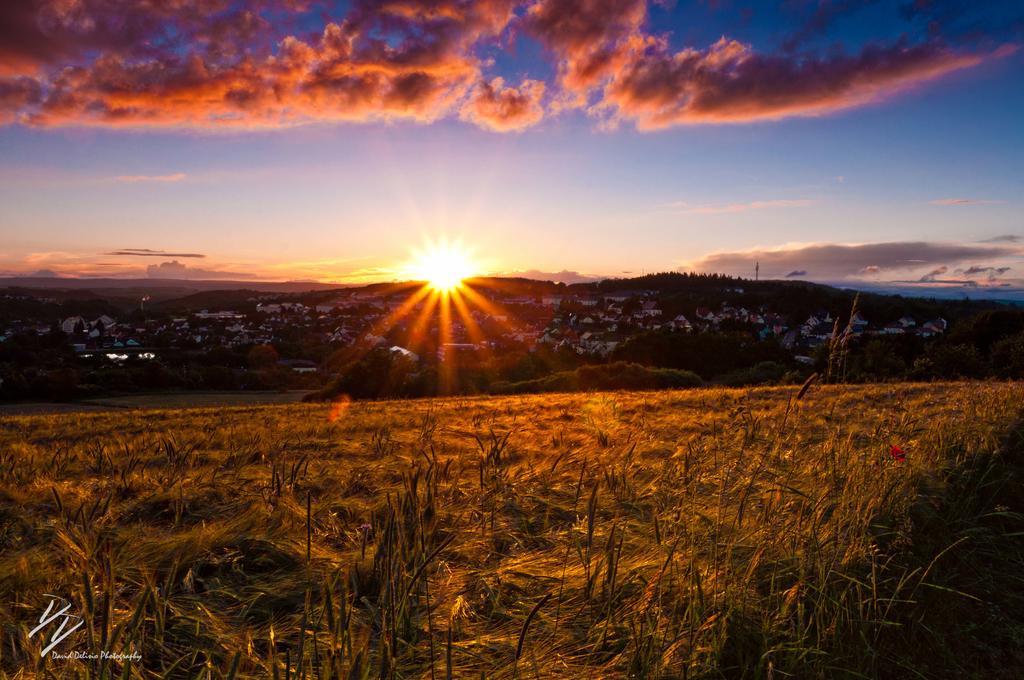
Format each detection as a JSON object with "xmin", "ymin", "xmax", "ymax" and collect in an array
[{"xmin": 755, "ymin": 261, "xmax": 759, "ymax": 282}]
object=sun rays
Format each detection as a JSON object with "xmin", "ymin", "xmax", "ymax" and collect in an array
[
  {"xmin": 350, "ymin": 238, "xmax": 519, "ymax": 393},
  {"xmin": 405, "ymin": 239, "xmax": 477, "ymax": 293}
]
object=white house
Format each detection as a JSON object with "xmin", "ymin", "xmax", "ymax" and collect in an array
[
  {"xmin": 639, "ymin": 301, "xmax": 662, "ymax": 317},
  {"xmin": 390, "ymin": 345, "xmax": 420, "ymax": 362},
  {"xmin": 61, "ymin": 316, "xmax": 86, "ymax": 334},
  {"xmin": 671, "ymin": 314, "xmax": 693, "ymax": 331},
  {"xmin": 898, "ymin": 316, "xmax": 917, "ymax": 328}
]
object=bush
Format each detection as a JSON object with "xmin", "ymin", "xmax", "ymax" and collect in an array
[
  {"xmin": 716, "ymin": 361, "xmax": 788, "ymax": 387},
  {"xmin": 990, "ymin": 332, "xmax": 1024, "ymax": 378},
  {"xmin": 915, "ymin": 343, "xmax": 985, "ymax": 379},
  {"xmin": 307, "ymin": 347, "xmax": 426, "ymax": 401},
  {"xmin": 247, "ymin": 344, "xmax": 279, "ymax": 369}
]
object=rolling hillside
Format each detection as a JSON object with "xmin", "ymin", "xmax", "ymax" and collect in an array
[{"xmin": 2, "ymin": 383, "xmax": 1023, "ymax": 678}]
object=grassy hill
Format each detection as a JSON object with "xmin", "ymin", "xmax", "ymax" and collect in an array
[{"xmin": 2, "ymin": 383, "xmax": 1023, "ymax": 678}]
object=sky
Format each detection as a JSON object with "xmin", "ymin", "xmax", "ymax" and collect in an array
[{"xmin": 1, "ymin": 0, "xmax": 1022, "ymax": 294}]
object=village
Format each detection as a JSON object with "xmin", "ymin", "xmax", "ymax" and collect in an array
[
  {"xmin": 2, "ymin": 286, "xmax": 948, "ymax": 372},
  {"xmin": 538, "ymin": 299, "xmax": 947, "ymax": 359}
]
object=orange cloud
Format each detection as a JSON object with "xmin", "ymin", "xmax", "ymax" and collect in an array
[
  {"xmin": 525, "ymin": 0, "xmax": 647, "ymax": 104},
  {"xmin": 602, "ymin": 39, "xmax": 987, "ymax": 128},
  {"xmin": 523, "ymin": 0, "xmax": 1001, "ymax": 129},
  {"xmin": 4, "ymin": 0, "xmax": 528, "ymax": 131},
  {"xmin": 459, "ymin": 77, "xmax": 545, "ymax": 131},
  {"xmin": 0, "ymin": 1, "xmax": 1011, "ymax": 132},
  {"xmin": 0, "ymin": 77, "xmax": 42, "ymax": 123},
  {"xmin": 29, "ymin": 35, "xmax": 478, "ymax": 129}
]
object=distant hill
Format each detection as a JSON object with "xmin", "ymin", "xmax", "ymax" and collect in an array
[
  {"xmin": 1, "ymin": 273, "xmax": 1015, "ymax": 320},
  {"xmin": 0, "ymin": 277, "xmax": 346, "ymax": 298},
  {"xmin": 5, "ymin": 272, "xmax": 1023, "ymax": 305}
]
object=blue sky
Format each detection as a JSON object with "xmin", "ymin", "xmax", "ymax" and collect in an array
[{"xmin": 0, "ymin": 0, "xmax": 1021, "ymax": 291}]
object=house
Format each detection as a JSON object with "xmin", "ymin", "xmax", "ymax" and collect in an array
[
  {"xmin": 804, "ymin": 311, "xmax": 832, "ymax": 328},
  {"xmin": 578, "ymin": 334, "xmax": 618, "ymax": 357},
  {"xmin": 695, "ymin": 307, "xmax": 715, "ymax": 322},
  {"xmin": 804, "ymin": 322, "xmax": 835, "ymax": 344},
  {"xmin": 639, "ymin": 301, "xmax": 662, "ymax": 317},
  {"xmin": 390, "ymin": 346, "xmax": 420, "ymax": 362},
  {"xmin": 61, "ymin": 316, "xmax": 86, "ymax": 334},
  {"xmin": 539, "ymin": 331, "xmax": 559, "ymax": 345},
  {"xmin": 195, "ymin": 310, "xmax": 244, "ymax": 321},
  {"xmin": 541, "ymin": 296, "xmax": 563, "ymax": 307},
  {"xmin": 330, "ymin": 328, "xmax": 354, "ymax": 343},
  {"xmin": 278, "ymin": 359, "xmax": 319, "ymax": 373},
  {"xmin": 898, "ymin": 316, "xmax": 917, "ymax": 328},
  {"xmin": 671, "ymin": 314, "xmax": 692, "ymax": 331},
  {"xmin": 919, "ymin": 318, "xmax": 947, "ymax": 337},
  {"xmin": 512, "ymin": 331, "xmax": 540, "ymax": 344}
]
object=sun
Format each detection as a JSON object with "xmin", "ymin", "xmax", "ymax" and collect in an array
[{"xmin": 407, "ymin": 240, "xmax": 477, "ymax": 292}]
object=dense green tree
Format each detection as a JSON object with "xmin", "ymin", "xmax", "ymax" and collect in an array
[
  {"xmin": 990, "ymin": 332, "xmax": 1024, "ymax": 378},
  {"xmin": 247, "ymin": 344, "xmax": 279, "ymax": 369}
]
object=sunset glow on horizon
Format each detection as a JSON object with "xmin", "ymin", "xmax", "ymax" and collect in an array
[
  {"xmin": 350, "ymin": 239, "xmax": 517, "ymax": 392},
  {"xmin": 405, "ymin": 240, "xmax": 479, "ymax": 294},
  {"xmin": 0, "ymin": 1, "xmax": 1021, "ymax": 297}
]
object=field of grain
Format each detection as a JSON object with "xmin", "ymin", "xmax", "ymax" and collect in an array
[{"xmin": 2, "ymin": 383, "xmax": 1023, "ymax": 679}]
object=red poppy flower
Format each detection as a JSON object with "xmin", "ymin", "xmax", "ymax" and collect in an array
[{"xmin": 890, "ymin": 445, "xmax": 907, "ymax": 462}]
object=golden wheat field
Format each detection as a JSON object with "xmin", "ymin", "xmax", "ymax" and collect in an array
[{"xmin": 2, "ymin": 383, "xmax": 1024, "ymax": 679}]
